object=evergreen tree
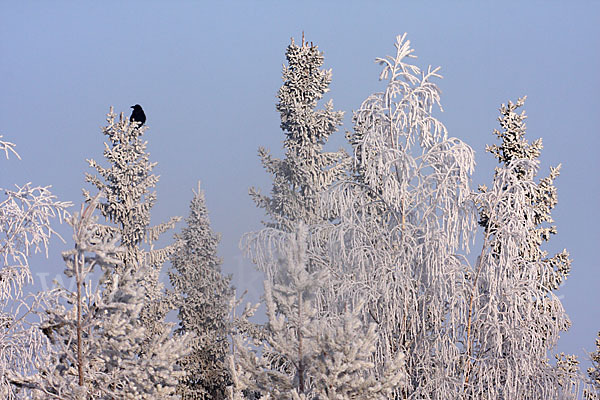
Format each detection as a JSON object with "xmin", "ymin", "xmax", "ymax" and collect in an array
[
  {"xmin": 169, "ymin": 182, "xmax": 233, "ymax": 400},
  {"xmin": 23, "ymin": 198, "xmax": 189, "ymax": 399},
  {"xmin": 478, "ymin": 96, "xmax": 571, "ymax": 292},
  {"xmin": 249, "ymin": 35, "xmax": 347, "ymax": 231},
  {"xmin": 584, "ymin": 332, "xmax": 600, "ymax": 399},
  {"xmin": 241, "ymin": 36, "xmax": 356, "ymax": 398},
  {"xmin": 463, "ymin": 98, "xmax": 575, "ymax": 397},
  {"xmin": 83, "ymin": 107, "xmax": 180, "ymax": 338},
  {"xmin": 232, "ymin": 223, "xmax": 405, "ymax": 399}
]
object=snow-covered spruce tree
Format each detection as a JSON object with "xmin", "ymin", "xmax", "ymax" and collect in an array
[
  {"xmin": 241, "ymin": 35, "xmax": 351, "ymax": 398},
  {"xmin": 233, "ymin": 223, "xmax": 405, "ymax": 399},
  {"xmin": 465, "ymin": 98, "xmax": 575, "ymax": 398},
  {"xmin": 25, "ymin": 197, "xmax": 189, "ymax": 399},
  {"xmin": 249, "ymin": 34, "xmax": 348, "ymax": 231},
  {"xmin": 169, "ymin": 182, "xmax": 233, "ymax": 399},
  {"xmin": 0, "ymin": 136, "xmax": 70, "ymax": 399},
  {"xmin": 584, "ymin": 332, "xmax": 600, "ymax": 399},
  {"xmin": 478, "ymin": 96, "xmax": 571, "ymax": 296},
  {"xmin": 315, "ymin": 34, "xmax": 477, "ymax": 398},
  {"xmin": 83, "ymin": 107, "xmax": 180, "ymax": 339}
]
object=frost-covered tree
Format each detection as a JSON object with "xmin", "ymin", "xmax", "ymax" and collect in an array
[
  {"xmin": 20, "ymin": 198, "xmax": 190, "ymax": 399},
  {"xmin": 233, "ymin": 223, "xmax": 405, "ymax": 399},
  {"xmin": 169, "ymin": 182, "xmax": 233, "ymax": 399},
  {"xmin": 249, "ymin": 35, "xmax": 348, "ymax": 231},
  {"xmin": 308, "ymin": 36, "xmax": 578, "ymax": 399},
  {"xmin": 240, "ymin": 36, "xmax": 356, "ymax": 398},
  {"xmin": 466, "ymin": 98, "xmax": 575, "ymax": 397},
  {"xmin": 478, "ymin": 96, "xmax": 571, "ymax": 293},
  {"xmin": 0, "ymin": 136, "xmax": 70, "ymax": 399},
  {"xmin": 467, "ymin": 161, "xmax": 569, "ymax": 397},
  {"xmin": 245, "ymin": 34, "xmax": 578, "ymax": 399},
  {"xmin": 83, "ymin": 107, "xmax": 180, "ymax": 338},
  {"xmin": 313, "ymin": 34, "xmax": 477, "ymax": 398},
  {"xmin": 584, "ymin": 332, "xmax": 600, "ymax": 399}
]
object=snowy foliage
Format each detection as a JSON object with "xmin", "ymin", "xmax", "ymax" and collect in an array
[
  {"xmin": 233, "ymin": 223, "xmax": 405, "ymax": 399},
  {"xmin": 83, "ymin": 110, "xmax": 179, "ymax": 256},
  {"xmin": 479, "ymin": 97, "xmax": 571, "ymax": 292},
  {"xmin": 1, "ymin": 33, "xmax": 585, "ymax": 400},
  {"xmin": 242, "ymin": 35, "xmax": 577, "ymax": 399},
  {"xmin": 21, "ymin": 198, "xmax": 190, "ymax": 399},
  {"xmin": 308, "ymin": 34, "xmax": 476, "ymax": 398},
  {"xmin": 0, "ymin": 136, "xmax": 70, "ymax": 399},
  {"xmin": 169, "ymin": 182, "xmax": 233, "ymax": 399},
  {"xmin": 83, "ymin": 108, "xmax": 180, "ymax": 339},
  {"xmin": 468, "ymin": 159, "xmax": 571, "ymax": 397},
  {"xmin": 468, "ymin": 97, "xmax": 576, "ymax": 397},
  {"xmin": 584, "ymin": 332, "xmax": 600, "ymax": 399},
  {"xmin": 249, "ymin": 35, "xmax": 348, "ymax": 231}
]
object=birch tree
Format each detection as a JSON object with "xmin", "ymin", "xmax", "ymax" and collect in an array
[
  {"xmin": 169, "ymin": 182, "xmax": 233, "ymax": 399},
  {"xmin": 249, "ymin": 34, "xmax": 348, "ymax": 231},
  {"xmin": 0, "ymin": 136, "xmax": 70, "ymax": 399},
  {"xmin": 313, "ymin": 34, "xmax": 477, "ymax": 398}
]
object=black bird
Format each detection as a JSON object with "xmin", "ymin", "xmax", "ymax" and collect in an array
[{"xmin": 130, "ymin": 104, "xmax": 146, "ymax": 127}]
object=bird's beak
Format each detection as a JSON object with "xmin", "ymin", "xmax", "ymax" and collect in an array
[{"xmin": 130, "ymin": 105, "xmax": 134, "ymax": 108}]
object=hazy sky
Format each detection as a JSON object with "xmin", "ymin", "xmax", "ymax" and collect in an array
[{"xmin": 2, "ymin": 2, "xmax": 598, "ymax": 369}]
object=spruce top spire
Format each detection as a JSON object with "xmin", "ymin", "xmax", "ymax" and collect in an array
[
  {"xmin": 84, "ymin": 107, "xmax": 156, "ymax": 250},
  {"xmin": 83, "ymin": 106, "xmax": 180, "ymax": 340},
  {"xmin": 250, "ymin": 35, "xmax": 347, "ymax": 229},
  {"xmin": 484, "ymin": 97, "xmax": 571, "ymax": 293},
  {"xmin": 169, "ymin": 181, "xmax": 233, "ymax": 398},
  {"xmin": 84, "ymin": 107, "xmax": 179, "ymax": 267}
]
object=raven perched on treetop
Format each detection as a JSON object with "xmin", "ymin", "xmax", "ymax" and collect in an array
[{"xmin": 130, "ymin": 104, "xmax": 146, "ymax": 127}]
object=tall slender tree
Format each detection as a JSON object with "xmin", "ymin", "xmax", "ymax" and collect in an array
[
  {"xmin": 249, "ymin": 35, "xmax": 348, "ymax": 231},
  {"xmin": 242, "ymin": 36, "xmax": 408, "ymax": 399},
  {"xmin": 83, "ymin": 107, "xmax": 180, "ymax": 338},
  {"xmin": 478, "ymin": 96, "xmax": 571, "ymax": 293},
  {"xmin": 169, "ymin": 182, "xmax": 233, "ymax": 400},
  {"xmin": 464, "ymin": 97, "xmax": 575, "ymax": 397}
]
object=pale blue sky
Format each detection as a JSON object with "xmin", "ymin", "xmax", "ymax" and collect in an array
[{"xmin": 1, "ymin": 2, "xmax": 598, "ymax": 369}]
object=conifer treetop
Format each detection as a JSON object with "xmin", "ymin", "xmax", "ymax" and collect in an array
[
  {"xmin": 169, "ymin": 182, "xmax": 233, "ymax": 399},
  {"xmin": 479, "ymin": 97, "xmax": 571, "ymax": 291},
  {"xmin": 277, "ymin": 35, "xmax": 341, "ymax": 148},
  {"xmin": 250, "ymin": 36, "xmax": 348, "ymax": 230},
  {"xmin": 83, "ymin": 106, "xmax": 180, "ymax": 358},
  {"xmin": 83, "ymin": 107, "xmax": 180, "ymax": 256}
]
